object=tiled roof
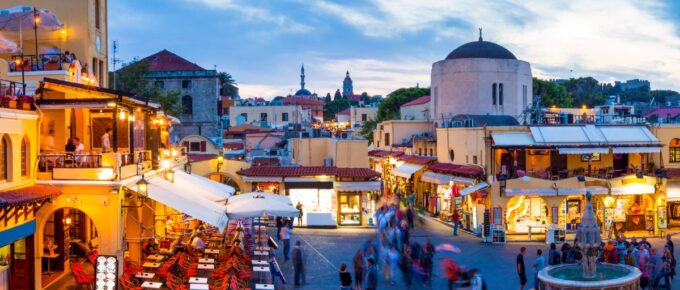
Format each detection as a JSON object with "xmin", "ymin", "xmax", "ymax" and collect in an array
[
  {"xmin": 223, "ymin": 142, "xmax": 244, "ymax": 150},
  {"xmin": 368, "ymin": 150, "xmax": 405, "ymax": 158},
  {"xmin": 646, "ymin": 108, "xmax": 680, "ymax": 118},
  {"xmin": 398, "ymin": 155, "xmax": 437, "ymax": 165},
  {"xmin": 224, "ymin": 124, "xmax": 269, "ymax": 135},
  {"xmin": 140, "ymin": 49, "xmax": 205, "ymax": 72},
  {"xmin": 400, "ymin": 96, "xmax": 430, "ymax": 107},
  {"xmin": 188, "ymin": 154, "xmax": 218, "ymax": 162},
  {"xmin": 0, "ymin": 185, "xmax": 61, "ymax": 206},
  {"xmin": 428, "ymin": 162, "xmax": 484, "ymax": 178},
  {"xmin": 337, "ymin": 108, "xmax": 351, "ymax": 115},
  {"xmin": 252, "ymin": 157, "xmax": 280, "ymax": 166},
  {"xmin": 238, "ymin": 166, "xmax": 380, "ymax": 179},
  {"xmin": 283, "ymin": 96, "xmax": 325, "ymax": 107}
]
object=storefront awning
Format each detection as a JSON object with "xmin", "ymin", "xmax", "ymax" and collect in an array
[
  {"xmin": 557, "ymin": 187, "xmax": 609, "ymax": 196},
  {"xmin": 611, "ymin": 147, "xmax": 661, "ymax": 154},
  {"xmin": 242, "ymin": 176, "xmax": 283, "ymax": 183},
  {"xmin": 334, "ymin": 181, "xmax": 382, "ymax": 192},
  {"xmin": 460, "ymin": 182, "xmax": 489, "ymax": 196},
  {"xmin": 610, "ymin": 184, "xmax": 656, "ymax": 195},
  {"xmin": 147, "ymin": 176, "xmax": 228, "ymax": 230},
  {"xmin": 392, "ymin": 163, "xmax": 424, "ymax": 179},
  {"xmin": 505, "ymin": 188, "xmax": 556, "ymax": 196},
  {"xmin": 668, "ymin": 181, "xmax": 680, "ymax": 201},
  {"xmin": 421, "ymin": 171, "xmax": 474, "ymax": 185},
  {"xmin": 558, "ymin": 147, "xmax": 610, "ymax": 155},
  {"xmin": 0, "ymin": 220, "xmax": 35, "ymax": 247}
]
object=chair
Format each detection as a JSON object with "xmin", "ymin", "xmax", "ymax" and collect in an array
[
  {"xmin": 119, "ymin": 274, "xmax": 142, "ymax": 290},
  {"xmin": 71, "ymin": 262, "xmax": 95, "ymax": 289},
  {"xmin": 550, "ymin": 167, "xmax": 560, "ymax": 180}
]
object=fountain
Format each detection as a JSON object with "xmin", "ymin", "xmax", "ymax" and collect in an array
[{"xmin": 537, "ymin": 192, "xmax": 641, "ymax": 290}]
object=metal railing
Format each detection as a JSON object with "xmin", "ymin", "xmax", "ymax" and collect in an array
[
  {"xmin": 506, "ymin": 166, "xmax": 648, "ymax": 181},
  {"xmin": 38, "ymin": 153, "xmax": 103, "ymax": 172},
  {"xmin": 8, "ymin": 53, "xmax": 71, "ymax": 72}
]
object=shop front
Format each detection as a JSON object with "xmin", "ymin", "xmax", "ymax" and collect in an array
[
  {"xmin": 286, "ymin": 179, "xmax": 336, "ymax": 227},
  {"xmin": 335, "ymin": 181, "xmax": 381, "ymax": 226},
  {"xmin": 667, "ymin": 181, "xmax": 680, "ymax": 228},
  {"xmin": 458, "ymin": 182, "xmax": 489, "ymax": 235},
  {"xmin": 420, "ymin": 170, "xmax": 474, "ymax": 221}
]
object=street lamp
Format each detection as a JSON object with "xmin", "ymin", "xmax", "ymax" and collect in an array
[
  {"xmin": 165, "ymin": 170, "xmax": 175, "ymax": 183},
  {"xmin": 122, "ymin": 175, "xmax": 149, "ymax": 208},
  {"xmin": 499, "ymin": 173, "xmax": 508, "ymax": 197},
  {"xmin": 216, "ymin": 155, "xmax": 224, "ymax": 172}
]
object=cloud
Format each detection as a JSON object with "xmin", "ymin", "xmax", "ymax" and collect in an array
[
  {"xmin": 314, "ymin": 0, "xmax": 680, "ymax": 90},
  {"xmin": 186, "ymin": 0, "xmax": 311, "ymax": 33}
]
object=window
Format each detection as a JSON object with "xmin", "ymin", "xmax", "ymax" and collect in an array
[
  {"xmin": 384, "ymin": 133, "xmax": 390, "ymax": 146},
  {"xmin": 99, "ymin": 60, "xmax": 104, "ymax": 86},
  {"xmin": 240, "ymin": 113, "xmax": 248, "ymax": 122},
  {"xmin": 0, "ymin": 136, "xmax": 7, "ymax": 181},
  {"xmin": 522, "ymin": 85, "xmax": 528, "ymax": 108},
  {"xmin": 182, "ymin": 80, "xmax": 192, "ymax": 89},
  {"xmin": 21, "ymin": 138, "xmax": 28, "ymax": 177},
  {"xmin": 260, "ymin": 113, "xmax": 268, "ymax": 122},
  {"xmin": 92, "ymin": 58, "xmax": 97, "ymax": 78},
  {"xmin": 499, "ymin": 83, "xmax": 504, "ymax": 105},
  {"xmin": 282, "ymin": 112, "xmax": 289, "ymax": 122},
  {"xmin": 670, "ymin": 139, "xmax": 680, "ymax": 163},
  {"xmin": 449, "ymin": 149, "xmax": 455, "ymax": 162},
  {"xmin": 95, "ymin": 0, "xmax": 101, "ymax": 29},
  {"xmin": 155, "ymin": 81, "xmax": 164, "ymax": 89},
  {"xmin": 492, "ymin": 83, "xmax": 497, "ymax": 105},
  {"xmin": 419, "ymin": 148, "xmax": 423, "ymax": 155},
  {"xmin": 182, "ymin": 95, "xmax": 193, "ymax": 115},
  {"xmin": 190, "ymin": 142, "xmax": 201, "ymax": 152},
  {"xmin": 429, "ymin": 149, "xmax": 433, "ymax": 156},
  {"xmin": 473, "ymin": 155, "xmax": 478, "ymax": 164},
  {"xmin": 362, "ymin": 114, "xmax": 368, "ymax": 121}
]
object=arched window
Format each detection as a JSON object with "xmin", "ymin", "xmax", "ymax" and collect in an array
[
  {"xmin": 499, "ymin": 83, "xmax": 504, "ymax": 105},
  {"xmin": 670, "ymin": 138, "xmax": 680, "ymax": 163},
  {"xmin": 21, "ymin": 137, "xmax": 28, "ymax": 177},
  {"xmin": 182, "ymin": 95, "xmax": 193, "ymax": 115},
  {"xmin": 0, "ymin": 136, "xmax": 8, "ymax": 181},
  {"xmin": 449, "ymin": 149, "xmax": 455, "ymax": 162},
  {"xmin": 492, "ymin": 83, "xmax": 497, "ymax": 105}
]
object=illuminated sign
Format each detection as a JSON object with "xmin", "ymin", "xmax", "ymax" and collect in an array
[{"xmin": 95, "ymin": 255, "xmax": 118, "ymax": 290}]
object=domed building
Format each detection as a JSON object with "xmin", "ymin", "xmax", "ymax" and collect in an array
[
  {"xmin": 293, "ymin": 64, "xmax": 318, "ymax": 99},
  {"xmin": 430, "ymin": 30, "xmax": 532, "ymax": 125}
]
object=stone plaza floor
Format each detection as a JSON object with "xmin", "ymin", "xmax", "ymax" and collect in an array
[{"xmin": 273, "ymin": 215, "xmax": 680, "ymax": 290}]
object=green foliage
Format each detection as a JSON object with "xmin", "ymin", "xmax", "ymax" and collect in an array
[
  {"xmin": 325, "ymin": 93, "xmax": 332, "ymax": 103},
  {"xmin": 532, "ymin": 78, "xmax": 572, "ymax": 107},
  {"xmin": 112, "ymin": 60, "xmax": 183, "ymax": 116},
  {"xmin": 377, "ymin": 87, "xmax": 430, "ymax": 121},
  {"xmin": 333, "ymin": 89, "xmax": 343, "ymax": 101},
  {"xmin": 359, "ymin": 119, "xmax": 377, "ymax": 142},
  {"xmin": 218, "ymin": 72, "xmax": 238, "ymax": 97},
  {"xmin": 562, "ymin": 77, "xmax": 609, "ymax": 107},
  {"xmin": 647, "ymin": 114, "xmax": 659, "ymax": 124},
  {"xmin": 323, "ymin": 98, "xmax": 358, "ymax": 121}
]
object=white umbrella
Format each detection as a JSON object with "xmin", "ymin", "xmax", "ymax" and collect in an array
[
  {"xmin": 225, "ymin": 192, "xmax": 299, "ymax": 219},
  {"xmin": 0, "ymin": 34, "xmax": 17, "ymax": 53}
]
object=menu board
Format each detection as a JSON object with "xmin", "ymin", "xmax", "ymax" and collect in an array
[
  {"xmin": 658, "ymin": 206, "xmax": 668, "ymax": 229},
  {"xmin": 95, "ymin": 255, "xmax": 118, "ymax": 290}
]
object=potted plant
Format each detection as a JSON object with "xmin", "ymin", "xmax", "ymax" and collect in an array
[
  {"xmin": 1, "ymin": 95, "xmax": 17, "ymax": 109},
  {"xmin": 17, "ymin": 95, "xmax": 33, "ymax": 110}
]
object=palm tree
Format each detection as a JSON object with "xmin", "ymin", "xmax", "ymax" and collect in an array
[{"xmin": 218, "ymin": 72, "xmax": 239, "ymax": 99}]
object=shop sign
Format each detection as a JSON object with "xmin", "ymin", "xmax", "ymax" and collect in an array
[
  {"xmin": 95, "ymin": 255, "xmax": 118, "ymax": 290},
  {"xmin": 584, "ymin": 180, "xmax": 609, "ymax": 188},
  {"xmin": 621, "ymin": 177, "xmax": 647, "ymax": 185},
  {"xmin": 658, "ymin": 206, "xmax": 668, "ymax": 229}
]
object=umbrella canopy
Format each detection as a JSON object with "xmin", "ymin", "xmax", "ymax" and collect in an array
[
  {"xmin": 225, "ymin": 192, "xmax": 299, "ymax": 218},
  {"xmin": 0, "ymin": 6, "xmax": 62, "ymax": 32},
  {"xmin": 0, "ymin": 34, "xmax": 17, "ymax": 53}
]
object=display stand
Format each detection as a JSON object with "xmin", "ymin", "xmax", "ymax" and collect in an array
[{"xmin": 491, "ymin": 225, "xmax": 506, "ymax": 244}]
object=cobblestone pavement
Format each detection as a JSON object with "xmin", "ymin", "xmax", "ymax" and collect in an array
[{"xmin": 272, "ymin": 215, "xmax": 680, "ymax": 290}]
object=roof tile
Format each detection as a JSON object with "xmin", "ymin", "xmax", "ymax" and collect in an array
[
  {"xmin": 238, "ymin": 166, "xmax": 380, "ymax": 179},
  {"xmin": 400, "ymin": 96, "xmax": 430, "ymax": 107},
  {"xmin": 0, "ymin": 185, "xmax": 61, "ymax": 206},
  {"xmin": 140, "ymin": 49, "xmax": 205, "ymax": 72},
  {"xmin": 428, "ymin": 162, "xmax": 484, "ymax": 178}
]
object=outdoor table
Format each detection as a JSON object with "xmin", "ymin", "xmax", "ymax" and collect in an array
[
  {"xmin": 198, "ymin": 258, "xmax": 214, "ymax": 264},
  {"xmin": 142, "ymin": 262, "xmax": 161, "ymax": 269},
  {"xmin": 43, "ymin": 253, "xmax": 59, "ymax": 275},
  {"xmin": 527, "ymin": 225, "xmax": 548, "ymax": 241},
  {"xmin": 141, "ymin": 281, "xmax": 163, "ymax": 289},
  {"xmin": 197, "ymin": 264, "xmax": 214, "ymax": 270},
  {"xmin": 255, "ymin": 246, "xmax": 270, "ymax": 251},
  {"xmin": 204, "ymin": 249, "xmax": 220, "ymax": 254},
  {"xmin": 189, "ymin": 277, "xmax": 208, "ymax": 284},
  {"xmin": 146, "ymin": 255, "xmax": 165, "ymax": 261},
  {"xmin": 254, "ymin": 251, "xmax": 268, "ymax": 256},
  {"xmin": 255, "ymin": 284, "xmax": 275, "ymax": 290},
  {"xmin": 135, "ymin": 272, "xmax": 155, "ymax": 279},
  {"xmin": 253, "ymin": 266, "xmax": 270, "ymax": 272},
  {"xmin": 252, "ymin": 260, "xmax": 268, "ymax": 266},
  {"xmin": 159, "ymin": 248, "xmax": 173, "ymax": 255},
  {"xmin": 190, "ymin": 284, "xmax": 209, "ymax": 290}
]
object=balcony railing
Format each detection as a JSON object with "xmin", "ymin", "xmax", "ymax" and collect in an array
[
  {"xmin": 37, "ymin": 150, "xmax": 156, "ymax": 181},
  {"xmin": 38, "ymin": 153, "xmax": 103, "ymax": 171},
  {"xmin": 9, "ymin": 54, "xmax": 72, "ymax": 72},
  {"xmin": 504, "ymin": 166, "xmax": 649, "ymax": 181}
]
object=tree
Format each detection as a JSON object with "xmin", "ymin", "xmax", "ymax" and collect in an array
[
  {"xmin": 377, "ymin": 87, "xmax": 430, "ymax": 121},
  {"xmin": 325, "ymin": 93, "xmax": 332, "ymax": 103},
  {"xmin": 360, "ymin": 92, "xmax": 370, "ymax": 103},
  {"xmin": 359, "ymin": 119, "xmax": 377, "ymax": 142},
  {"xmin": 113, "ymin": 60, "xmax": 183, "ymax": 116},
  {"xmin": 333, "ymin": 89, "xmax": 342, "ymax": 101},
  {"xmin": 218, "ymin": 72, "xmax": 238, "ymax": 98},
  {"xmin": 323, "ymin": 98, "xmax": 358, "ymax": 121},
  {"xmin": 533, "ymin": 78, "xmax": 572, "ymax": 107}
]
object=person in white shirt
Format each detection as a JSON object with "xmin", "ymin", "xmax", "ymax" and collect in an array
[
  {"xmin": 101, "ymin": 128, "xmax": 112, "ymax": 153},
  {"xmin": 470, "ymin": 268, "xmax": 483, "ymax": 290},
  {"xmin": 191, "ymin": 233, "xmax": 206, "ymax": 251}
]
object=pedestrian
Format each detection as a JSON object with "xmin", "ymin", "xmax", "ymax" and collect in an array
[
  {"xmin": 452, "ymin": 210, "xmax": 460, "ymax": 236},
  {"xmin": 353, "ymin": 250, "xmax": 365, "ymax": 290},
  {"xmin": 398, "ymin": 247, "xmax": 412, "ymax": 288},
  {"xmin": 276, "ymin": 217, "xmax": 283, "ymax": 240},
  {"xmin": 666, "ymin": 234, "xmax": 675, "ymax": 256},
  {"xmin": 662, "ymin": 247, "xmax": 673, "ymax": 287},
  {"xmin": 469, "ymin": 268, "xmax": 484, "ymax": 290},
  {"xmin": 101, "ymin": 128, "xmax": 112, "ymax": 153},
  {"xmin": 281, "ymin": 221, "xmax": 292, "ymax": 261},
  {"xmin": 616, "ymin": 237, "xmax": 627, "ymax": 264},
  {"xmin": 442, "ymin": 258, "xmax": 459, "ymax": 290},
  {"xmin": 548, "ymin": 243, "xmax": 561, "ymax": 265},
  {"xmin": 388, "ymin": 246, "xmax": 399, "ymax": 285},
  {"xmin": 365, "ymin": 258, "xmax": 378, "ymax": 290},
  {"xmin": 533, "ymin": 249, "xmax": 545, "ymax": 289},
  {"xmin": 339, "ymin": 263, "xmax": 353, "ymax": 290},
  {"xmin": 517, "ymin": 247, "xmax": 527, "ymax": 290},
  {"xmin": 408, "ymin": 192, "xmax": 415, "ymax": 208},
  {"xmin": 421, "ymin": 239, "xmax": 435, "ymax": 286},
  {"xmin": 639, "ymin": 245, "xmax": 650, "ymax": 289},
  {"xmin": 560, "ymin": 243, "xmax": 571, "ymax": 263},
  {"xmin": 296, "ymin": 202, "xmax": 304, "ymax": 227},
  {"xmin": 292, "ymin": 240, "xmax": 305, "ymax": 286},
  {"xmin": 407, "ymin": 206, "xmax": 414, "ymax": 229},
  {"xmin": 639, "ymin": 237, "xmax": 652, "ymax": 249}
]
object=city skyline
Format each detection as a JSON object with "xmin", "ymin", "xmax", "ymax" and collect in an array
[{"xmin": 110, "ymin": 0, "xmax": 680, "ymax": 98}]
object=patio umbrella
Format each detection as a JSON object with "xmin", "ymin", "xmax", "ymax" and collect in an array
[
  {"xmin": 0, "ymin": 5, "xmax": 62, "ymax": 56},
  {"xmin": 0, "ymin": 33, "xmax": 17, "ymax": 53},
  {"xmin": 225, "ymin": 192, "xmax": 299, "ymax": 219}
]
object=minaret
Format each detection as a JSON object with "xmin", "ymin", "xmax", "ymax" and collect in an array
[
  {"xmin": 343, "ymin": 70, "xmax": 353, "ymax": 97},
  {"xmin": 300, "ymin": 64, "xmax": 306, "ymax": 90}
]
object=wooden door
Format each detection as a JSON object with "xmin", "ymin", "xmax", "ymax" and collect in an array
[{"xmin": 10, "ymin": 235, "xmax": 34, "ymax": 290}]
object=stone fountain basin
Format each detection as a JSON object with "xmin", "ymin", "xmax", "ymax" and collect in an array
[{"xmin": 538, "ymin": 264, "xmax": 641, "ymax": 290}]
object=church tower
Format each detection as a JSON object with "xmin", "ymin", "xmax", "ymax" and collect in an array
[{"xmin": 342, "ymin": 70, "xmax": 353, "ymax": 97}]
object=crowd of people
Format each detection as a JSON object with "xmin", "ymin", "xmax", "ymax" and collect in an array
[{"xmin": 519, "ymin": 235, "xmax": 676, "ymax": 290}]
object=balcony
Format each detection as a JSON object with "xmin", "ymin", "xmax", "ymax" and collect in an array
[{"xmin": 37, "ymin": 150, "xmax": 155, "ymax": 181}]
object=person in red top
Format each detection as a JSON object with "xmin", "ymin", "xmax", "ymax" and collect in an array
[{"xmin": 452, "ymin": 211, "xmax": 461, "ymax": 236}]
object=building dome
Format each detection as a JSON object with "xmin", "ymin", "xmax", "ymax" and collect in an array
[
  {"xmin": 294, "ymin": 88, "xmax": 312, "ymax": 96},
  {"xmin": 446, "ymin": 40, "xmax": 517, "ymax": 60}
]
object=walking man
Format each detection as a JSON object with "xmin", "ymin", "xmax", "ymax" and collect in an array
[
  {"xmin": 517, "ymin": 247, "xmax": 527, "ymax": 290},
  {"xmin": 296, "ymin": 202, "xmax": 304, "ymax": 227},
  {"xmin": 292, "ymin": 240, "xmax": 305, "ymax": 286},
  {"xmin": 365, "ymin": 258, "xmax": 378, "ymax": 290},
  {"xmin": 533, "ymin": 249, "xmax": 545, "ymax": 289},
  {"xmin": 452, "ymin": 210, "xmax": 460, "ymax": 236},
  {"xmin": 281, "ymin": 221, "xmax": 292, "ymax": 261},
  {"xmin": 275, "ymin": 217, "xmax": 283, "ymax": 240}
]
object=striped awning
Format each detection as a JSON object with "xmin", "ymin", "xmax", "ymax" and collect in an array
[
  {"xmin": 460, "ymin": 182, "xmax": 489, "ymax": 196},
  {"xmin": 391, "ymin": 163, "xmax": 424, "ymax": 180},
  {"xmin": 421, "ymin": 171, "xmax": 474, "ymax": 185}
]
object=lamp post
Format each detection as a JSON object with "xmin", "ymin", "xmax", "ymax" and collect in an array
[
  {"xmin": 499, "ymin": 173, "xmax": 508, "ymax": 197},
  {"xmin": 122, "ymin": 176, "xmax": 149, "ymax": 208},
  {"xmin": 216, "ymin": 155, "xmax": 224, "ymax": 173}
]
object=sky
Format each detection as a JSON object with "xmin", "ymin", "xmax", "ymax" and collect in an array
[{"xmin": 109, "ymin": 0, "xmax": 680, "ymax": 99}]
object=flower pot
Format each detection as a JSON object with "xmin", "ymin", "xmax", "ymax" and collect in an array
[
  {"xmin": 19, "ymin": 102, "xmax": 30, "ymax": 110},
  {"xmin": 6, "ymin": 100, "xmax": 16, "ymax": 109}
]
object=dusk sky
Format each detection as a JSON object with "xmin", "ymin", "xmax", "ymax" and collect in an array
[{"xmin": 109, "ymin": 0, "xmax": 680, "ymax": 99}]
